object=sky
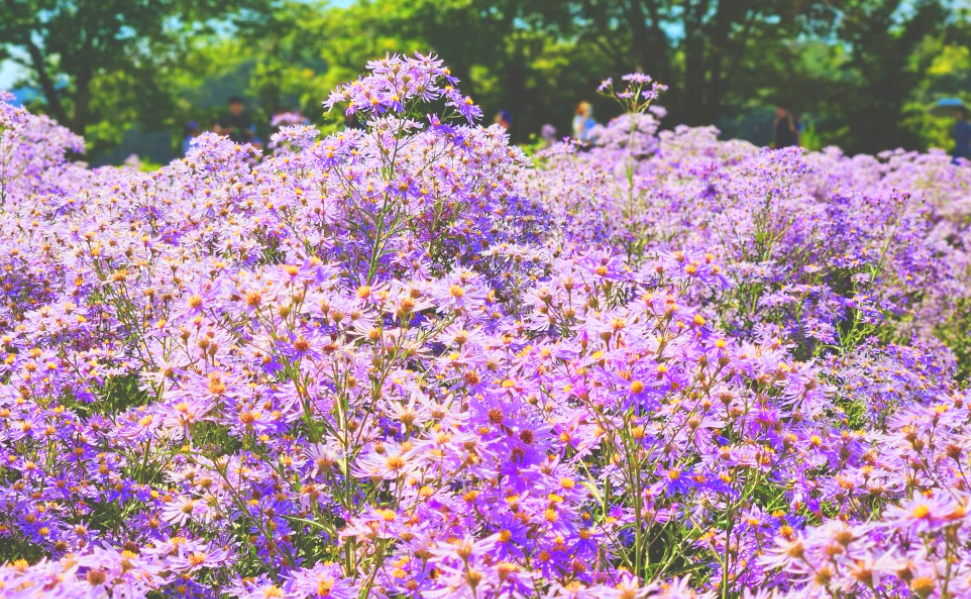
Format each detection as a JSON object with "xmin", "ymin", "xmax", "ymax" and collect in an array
[{"xmin": 0, "ymin": 52, "xmax": 27, "ymax": 91}]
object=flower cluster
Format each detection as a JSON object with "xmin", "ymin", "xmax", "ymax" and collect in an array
[{"xmin": 2, "ymin": 57, "xmax": 971, "ymax": 599}]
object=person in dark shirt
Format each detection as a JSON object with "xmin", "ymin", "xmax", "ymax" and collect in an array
[
  {"xmin": 773, "ymin": 104, "xmax": 800, "ymax": 148},
  {"xmin": 952, "ymin": 106, "xmax": 971, "ymax": 164},
  {"xmin": 215, "ymin": 96, "xmax": 257, "ymax": 145}
]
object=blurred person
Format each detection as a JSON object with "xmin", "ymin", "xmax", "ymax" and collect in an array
[
  {"xmin": 773, "ymin": 104, "xmax": 800, "ymax": 148},
  {"xmin": 494, "ymin": 109, "xmax": 511, "ymax": 130},
  {"xmin": 572, "ymin": 101, "xmax": 596, "ymax": 142},
  {"xmin": 952, "ymin": 106, "xmax": 971, "ymax": 163},
  {"xmin": 181, "ymin": 121, "xmax": 201, "ymax": 154},
  {"xmin": 215, "ymin": 96, "xmax": 258, "ymax": 145}
]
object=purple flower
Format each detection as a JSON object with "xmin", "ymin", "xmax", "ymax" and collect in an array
[{"xmin": 2, "ymin": 54, "xmax": 971, "ymax": 599}]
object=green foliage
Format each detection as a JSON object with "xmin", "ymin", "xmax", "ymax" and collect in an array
[
  {"xmin": 3, "ymin": 0, "xmax": 969, "ymax": 157},
  {"xmin": 96, "ymin": 374, "xmax": 150, "ymax": 415},
  {"xmin": 936, "ymin": 296, "xmax": 971, "ymax": 384},
  {"xmin": 0, "ymin": 0, "xmax": 283, "ymax": 154}
]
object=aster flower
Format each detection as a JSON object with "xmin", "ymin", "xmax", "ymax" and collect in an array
[
  {"xmin": 4, "ymin": 54, "xmax": 971, "ymax": 599},
  {"xmin": 286, "ymin": 562, "xmax": 356, "ymax": 599},
  {"xmin": 880, "ymin": 491, "xmax": 967, "ymax": 534}
]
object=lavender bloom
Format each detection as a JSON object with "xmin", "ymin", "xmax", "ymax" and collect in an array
[{"xmin": 1, "ymin": 60, "xmax": 971, "ymax": 599}]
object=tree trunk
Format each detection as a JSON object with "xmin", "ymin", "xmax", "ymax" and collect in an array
[
  {"xmin": 72, "ymin": 66, "xmax": 93, "ymax": 135},
  {"xmin": 681, "ymin": 0, "xmax": 709, "ymax": 125},
  {"xmin": 22, "ymin": 38, "xmax": 70, "ymax": 126},
  {"xmin": 633, "ymin": 0, "xmax": 671, "ymax": 83},
  {"xmin": 503, "ymin": 38, "xmax": 529, "ymax": 142}
]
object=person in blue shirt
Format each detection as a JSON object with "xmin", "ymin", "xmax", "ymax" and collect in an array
[
  {"xmin": 182, "ymin": 121, "xmax": 201, "ymax": 154},
  {"xmin": 494, "ymin": 109, "xmax": 512, "ymax": 131},
  {"xmin": 953, "ymin": 106, "xmax": 971, "ymax": 164},
  {"xmin": 572, "ymin": 101, "xmax": 596, "ymax": 142}
]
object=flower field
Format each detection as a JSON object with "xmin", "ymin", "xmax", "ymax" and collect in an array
[{"xmin": 3, "ymin": 54, "xmax": 971, "ymax": 599}]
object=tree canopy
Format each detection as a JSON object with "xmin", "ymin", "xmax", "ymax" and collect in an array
[
  {"xmin": 0, "ymin": 0, "xmax": 280, "ymax": 151},
  {"xmin": 2, "ymin": 0, "xmax": 969, "ymax": 157}
]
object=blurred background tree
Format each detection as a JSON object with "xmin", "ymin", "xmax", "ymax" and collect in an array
[
  {"xmin": 1, "ymin": 0, "xmax": 968, "ymax": 161},
  {"xmin": 0, "ymin": 0, "xmax": 286, "ymax": 154}
]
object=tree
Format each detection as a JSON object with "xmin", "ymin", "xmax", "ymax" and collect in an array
[
  {"xmin": 3, "ymin": 0, "xmax": 962, "ymax": 158},
  {"xmin": 828, "ymin": 0, "xmax": 949, "ymax": 153},
  {"xmin": 346, "ymin": 0, "xmax": 613, "ymax": 142},
  {"xmin": 525, "ymin": 0, "xmax": 825, "ymax": 127},
  {"xmin": 0, "ymin": 0, "xmax": 278, "ymax": 143}
]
